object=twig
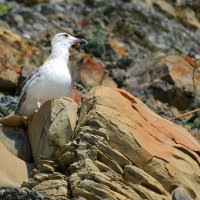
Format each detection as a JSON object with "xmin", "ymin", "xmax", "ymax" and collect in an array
[
  {"xmin": 170, "ymin": 108, "xmax": 200, "ymax": 121},
  {"xmin": 192, "ymin": 67, "xmax": 197, "ymax": 94}
]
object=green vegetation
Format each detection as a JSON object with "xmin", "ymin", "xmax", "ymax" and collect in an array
[
  {"xmin": 190, "ymin": 94, "xmax": 200, "ymax": 129},
  {"xmin": 180, "ymin": 55, "xmax": 200, "ymax": 129},
  {"xmin": 83, "ymin": 19, "xmax": 107, "ymax": 58},
  {"xmin": 83, "ymin": 0, "xmax": 114, "ymax": 58},
  {"xmin": 191, "ymin": 58, "xmax": 200, "ymax": 128},
  {"xmin": 192, "ymin": 112, "xmax": 200, "ymax": 129},
  {"xmin": 0, "ymin": 4, "xmax": 7, "ymax": 14}
]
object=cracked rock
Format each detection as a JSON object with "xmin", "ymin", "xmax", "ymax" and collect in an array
[{"xmin": 28, "ymin": 97, "xmax": 77, "ymax": 162}]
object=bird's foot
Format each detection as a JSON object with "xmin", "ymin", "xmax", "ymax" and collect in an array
[{"xmin": 37, "ymin": 101, "xmax": 41, "ymax": 108}]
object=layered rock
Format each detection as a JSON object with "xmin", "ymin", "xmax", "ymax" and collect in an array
[
  {"xmin": 68, "ymin": 52, "xmax": 116, "ymax": 90},
  {"xmin": 2, "ymin": 86, "xmax": 198, "ymax": 199},
  {"xmin": 0, "ymin": 123, "xmax": 32, "ymax": 162},
  {"xmin": 0, "ymin": 27, "xmax": 41, "ymax": 94},
  {"xmin": 126, "ymin": 54, "xmax": 199, "ymax": 110},
  {"xmin": 0, "ymin": 28, "xmax": 22, "ymax": 93},
  {"xmin": 0, "ymin": 141, "xmax": 32, "ymax": 188},
  {"xmin": 79, "ymin": 54, "xmax": 105, "ymax": 88},
  {"xmin": 23, "ymin": 157, "xmax": 70, "ymax": 200},
  {"xmin": 54, "ymin": 87, "xmax": 200, "ymax": 200},
  {"xmin": 28, "ymin": 97, "xmax": 77, "ymax": 163},
  {"xmin": 1, "ymin": 0, "xmax": 200, "ymax": 123},
  {"xmin": 0, "ymin": 0, "xmax": 200, "ymax": 199}
]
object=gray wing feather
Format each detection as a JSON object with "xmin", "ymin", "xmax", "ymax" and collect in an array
[
  {"xmin": 15, "ymin": 68, "xmax": 41, "ymax": 114},
  {"xmin": 19, "ymin": 68, "xmax": 40, "ymax": 99}
]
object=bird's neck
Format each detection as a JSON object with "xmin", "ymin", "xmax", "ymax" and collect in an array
[{"xmin": 48, "ymin": 44, "xmax": 70, "ymax": 64}]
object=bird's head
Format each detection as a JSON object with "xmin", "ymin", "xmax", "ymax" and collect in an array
[{"xmin": 51, "ymin": 33, "xmax": 87, "ymax": 51}]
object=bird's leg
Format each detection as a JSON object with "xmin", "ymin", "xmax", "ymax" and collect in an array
[{"xmin": 37, "ymin": 101, "xmax": 41, "ymax": 108}]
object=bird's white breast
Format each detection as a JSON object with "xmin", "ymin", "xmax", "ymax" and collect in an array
[{"xmin": 27, "ymin": 59, "xmax": 71, "ymax": 105}]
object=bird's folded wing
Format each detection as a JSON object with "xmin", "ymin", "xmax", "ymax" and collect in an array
[
  {"xmin": 15, "ymin": 68, "xmax": 41, "ymax": 114},
  {"xmin": 19, "ymin": 68, "xmax": 40, "ymax": 99}
]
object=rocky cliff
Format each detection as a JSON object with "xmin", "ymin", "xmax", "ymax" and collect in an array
[
  {"xmin": 1, "ymin": 0, "xmax": 200, "ymax": 137},
  {"xmin": 0, "ymin": 87, "xmax": 200, "ymax": 200},
  {"xmin": 0, "ymin": 0, "xmax": 200, "ymax": 199}
]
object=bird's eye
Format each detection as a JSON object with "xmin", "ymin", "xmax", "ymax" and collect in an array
[{"xmin": 64, "ymin": 34, "xmax": 69, "ymax": 37}]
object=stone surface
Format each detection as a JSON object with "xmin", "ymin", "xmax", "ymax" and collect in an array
[
  {"xmin": 0, "ymin": 27, "xmax": 42, "ymax": 94},
  {"xmin": 28, "ymin": 97, "xmax": 77, "ymax": 162},
  {"xmin": 158, "ymin": 55, "xmax": 200, "ymax": 92},
  {"xmin": 0, "ymin": 188, "xmax": 49, "ymax": 200},
  {"xmin": 151, "ymin": 0, "xmax": 200, "ymax": 28},
  {"xmin": 56, "ymin": 86, "xmax": 200, "ymax": 200},
  {"xmin": 101, "ymin": 75, "xmax": 118, "ymax": 88},
  {"xmin": 1, "ymin": 0, "xmax": 200, "ymax": 97},
  {"xmin": 0, "ymin": 123, "xmax": 32, "ymax": 162},
  {"xmin": 32, "ymin": 179, "xmax": 68, "ymax": 200},
  {"xmin": 0, "ymin": 141, "xmax": 33, "ymax": 188},
  {"xmin": 1, "ymin": 0, "xmax": 200, "ymax": 198},
  {"xmin": 68, "ymin": 52, "xmax": 116, "ymax": 92},
  {"xmin": 0, "ymin": 93, "xmax": 18, "ymax": 117},
  {"xmin": 80, "ymin": 54, "xmax": 105, "ymax": 88},
  {"xmin": 107, "ymin": 34, "xmax": 127, "ymax": 58},
  {"xmin": 126, "ymin": 54, "xmax": 199, "ymax": 110},
  {"xmin": 0, "ymin": 28, "xmax": 21, "ymax": 93},
  {"xmin": 172, "ymin": 186, "xmax": 193, "ymax": 200},
  {"xmin": 1, "ymin": 0, "xmax": 200, "ymax": 123},
  {"xmin": 68, "ymin": 89, "xmax": 83, "ymax": 105},
  {"xmin": 124, "ymin": 165, "xmax": 169, "ymax": 198},
  {"xmin": 16, "ymin": 0, "xmax": 50, "ymax": 6},
  {"xmin": 0, "ymin": 114, "xmax": 27, "ymax": 127},
  {"xmin": 23, "ymin": 157, "xmax": 70, "ymax": 200},
  {"xmin": 0, "ymin": 56, "xmax": 21, "ymax": 93}
]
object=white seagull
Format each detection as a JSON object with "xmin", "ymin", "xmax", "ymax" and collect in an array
[{"xmin": 15, "ymin": 33, "xmax": 87, "ymax": 116}]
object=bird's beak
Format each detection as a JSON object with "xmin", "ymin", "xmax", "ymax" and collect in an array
[
  {"xmin": 75, "ymin": 38, "xmax": 88, "ymax": 44},
  {"xmin": 72, "ymin": 38, "xmax": 88, "ymax": 49}
]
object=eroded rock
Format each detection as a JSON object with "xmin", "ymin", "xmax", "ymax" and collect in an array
[
  {"xmin": 23, "ymin": 157, "xmax": 70, "ymax": 200},
  {"xmin": 0, "ymin": 27, "xmax": 40, "ymax": 94},
  {"xmin": 126, "ymin": 54, "xmax": 199, "ymax": 110},
  {"xmin": 80, "ymin": 54, "xmax": 105, "ymax": 88},
  {"xmin": 0, "ymin": 124, "xmax": 32, "ymax": 162},
  {"xmin": 0, "ymin": 141, "xmax": 33, "ymax": 188},
  {"xmin": 28, "ymin": 97, "xmax": 77, "ymax": 162},
  {"xmin": 172, "ymin": 186, "xmax": 193, "ymax": 200},
  {"xmin": 0, "ymin": 188, "xmax": 49, "ymax": 200},
  {"xmin": 56, "ymin": 86, "xmax": 200, "ymax": 200}
]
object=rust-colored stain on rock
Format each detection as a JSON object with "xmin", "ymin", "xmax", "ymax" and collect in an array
[
  {"xmin": 73, "ymin": 86, "xmax": 200, "ymax": 198},
  {"xmin": 68, "ymin": 89, "xmax": 82, "ymax": 105},
  {"xmin": 160, "ymin": 55, "xmax": 200, "ymax": 92},
  {"xmin": 80, "ymin": 54, "xmax": 105, "ymax": 88},
  {"xmin": 108, "ymin": 35, "xmax": 127, "ymax": 58}
]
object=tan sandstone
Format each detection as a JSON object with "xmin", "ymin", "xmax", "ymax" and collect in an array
[
  {"xmin": 28, "ymin": 97, "xmax": 77, "ymax": 162},
  {"xmin": 0, "ymin": 141, "xmax": 32, "ymax": 188},
  {"xmin": 57, "ymin": 87, "xmax": 200, "ymax": 200}
]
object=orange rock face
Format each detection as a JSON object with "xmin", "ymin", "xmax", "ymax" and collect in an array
[
  {"xmin": 126, "ymin": 54, "xmax": 200, "ymax": 111},
  {"xmin": 68, "ymin": 89, "xmax": 83, "ymax": 105},
  {"xmin": 68, "ymin": 52, "xmax": 117, "ymax": 91},
  {"xmin": 80, "ymin": 54, "xmax": 105, "ymax": 88},
  {"xmin": 60, "ymin": 86, "xmax": 199, "ymax": 199},
  {"xmin": 159, "ymin": 55, "xmax": 200, "ymax": 92},
  {"xmin": 0, "ymin": 28, "xmax": 41, "ymax": 93},
  {"xmin": 108, "ymin": 34, "xmax": 127, "ymax": 58}
]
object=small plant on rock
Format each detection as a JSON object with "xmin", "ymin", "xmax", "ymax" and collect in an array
[{"xmin": 0, "ymin": 4, "xmax": 7, "ymax": 14}]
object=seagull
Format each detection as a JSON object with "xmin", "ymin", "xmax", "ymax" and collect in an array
[{"xmin": 15, "ymin": 33, "xmax": 87, "ymax": 116}]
